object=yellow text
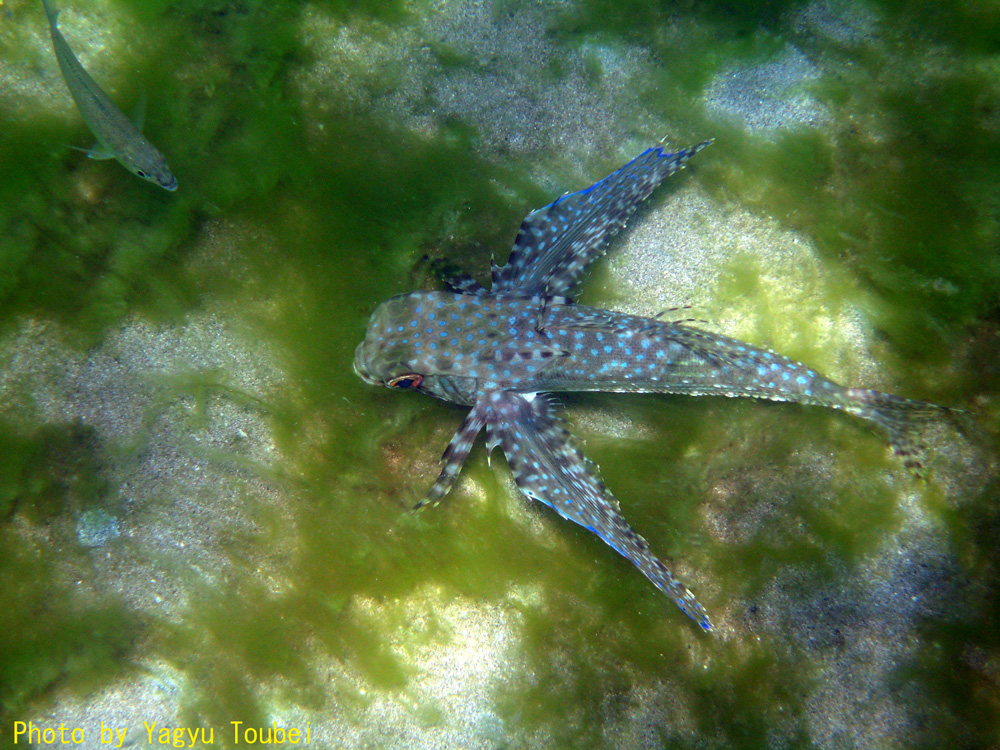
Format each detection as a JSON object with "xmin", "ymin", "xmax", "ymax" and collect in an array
[
  {"xmin": 13, "ymin": 722, "xmax": 84, "ymax": 745},
  {"xmin": 144, "ymin": 721, "xmax": 215, "ymax": 748},
  {"xmin": 231, "ymin": 721, "xmax": 310, "ymax": 744}
]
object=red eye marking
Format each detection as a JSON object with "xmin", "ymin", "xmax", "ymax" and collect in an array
[{"xmin": 387, "ymin": 374, "xmax": 423, "ymax": 389}]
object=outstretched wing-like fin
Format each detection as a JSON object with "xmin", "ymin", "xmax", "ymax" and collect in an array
[
  {"xmin": 414, "ymin": 399, "xmax": 488, "ymax": 509},
  {"xmin": 491, "ymin": 141, "xmax": 711, "ymax": 296},
  {"xmin": 486, "ymin": 390, "xmax": 713, "ymax": 631}
]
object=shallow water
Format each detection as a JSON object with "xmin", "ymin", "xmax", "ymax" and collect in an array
[{"xmin": 1, "ymin": 0, "xmax": 998, "ymax": 748}]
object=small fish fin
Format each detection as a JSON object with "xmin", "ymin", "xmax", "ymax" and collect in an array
[
  {"xmin": 492, "ymin": 140, "xmax": 711, "ymax": 296},
  {"xmin": 559, "ymin": 307, "xmax": 622, "ymax": 330},
  {"xmin": 85, "ymin": 142, "xmax": 116, "ymax": 160},
  {"xmin": 425, "ymin": 256, "xmax": 486, "ymax": 295},
  {"xmin": 488, "ymin": 390, "xmax": 713, "ymax": 631},
  {"xmin": 413, "ymin": 399, "xmax": 488, "ymax": 509},
  {"xmin": 485, "ymin": 421, "xmax": 502, "ymax": 455},
  {"xmin": 66, "ymin": 143, "xmax": 116, "ymax": 160},
  {"xmin": 530, "ymin": 292, "xmax": 571, "ymax": 333},
  {"xmin": 844, "ymin": 388, "xmax": 953, "ymax": 478},
  {"xmin": 651, "ymin": 323, "xmax": 773, "ymax": 370},
  {"xmin": 132, "ymin": 90, "xmax": 148, "ymax": 131}
]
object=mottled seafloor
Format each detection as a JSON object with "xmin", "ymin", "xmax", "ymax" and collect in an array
[{"xmin": 1, "ymin": 0, "xmax": 998, "ymax": 748}]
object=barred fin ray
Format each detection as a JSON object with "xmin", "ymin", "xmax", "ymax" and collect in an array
[
  {"xmin": 414, "ymin": 400, "xmax": 488, "ymax": 509},
  {"xmin": 492, "ymin": 141, "xmax": 711, "ymax": 296},
  {"xmin": 488, "ymin": 390, "xmax": 713, "ymax": 631},
  {"xmin": 427, "ymin": 257, "xmax": 486, "ymax": 295}
]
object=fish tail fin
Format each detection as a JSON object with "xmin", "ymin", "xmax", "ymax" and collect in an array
[
  {"xmin": 41, "ymin": 0, "xmax": 59, "ymax": 26},
  {"xmin": 844, "ymin": 387, "xmax": 951, "ymax": 477}
]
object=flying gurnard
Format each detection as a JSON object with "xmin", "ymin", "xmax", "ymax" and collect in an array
[{"xmin": 354, "ymin": 141, "xmax": 945, "ymax": 631}]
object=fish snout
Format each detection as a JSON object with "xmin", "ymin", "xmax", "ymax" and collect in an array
[{"xmin": 352, "ymin": 341, "xmax": 381, "ymax": 386}]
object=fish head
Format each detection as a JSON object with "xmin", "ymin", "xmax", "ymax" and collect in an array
[
  {"xmin": 354, "ymin": 291, "xmax": 481, "ymax": 405},
  {"xmin": 132, "ymin": 153, "xmax": 177, "ymax": 191}
]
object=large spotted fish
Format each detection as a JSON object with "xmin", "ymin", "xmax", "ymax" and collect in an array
[{"xmin": 354, "ymin": 141, "xmax": 946, "ymax": 631}]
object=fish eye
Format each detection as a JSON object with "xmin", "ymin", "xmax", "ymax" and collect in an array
[
  {"xmin": 136, "ymin": 170, "xmax": 147, "ymax": 178},
  {"xmin": 387, "ymin": 374, "xmax": 423, "ymax": 389}
]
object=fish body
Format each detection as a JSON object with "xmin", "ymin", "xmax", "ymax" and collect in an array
[
  {"xmin": 355, "ymin": 142, "xmax": 944, "ymax": 631},
  {"xmin": 360, "ymin": 290, "xmax": 872, "ymax": 405},
  {"xmin": 41, "ymin": 0, "xmax": 176, "ymax": 190}
]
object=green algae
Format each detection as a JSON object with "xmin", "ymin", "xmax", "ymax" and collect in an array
[
  {"xmin": 0, "ymin": 453, "xmax": 140, "ymax": 719},
  {"xmin": 0, "ymin": 545, "xmax": 141, "ymax": 718},
  {"xmin": 0, "ymin": 0, "xmax": 998, "ymax": 748}
]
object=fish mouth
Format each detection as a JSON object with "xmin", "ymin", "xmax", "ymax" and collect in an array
[
  {"xmin": 352, "ymin": 342, "xmax": 380, "ymax": 386},
  {"xmin": 162, "ymin": 176, "xmax": 178, "ymax": 192}
]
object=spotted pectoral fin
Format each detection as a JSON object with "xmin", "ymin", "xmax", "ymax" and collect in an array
[
  {"xmin": 488, "ymin": 391, "xmax": 713, "ymax": 631},
  {"xmin": 413, "ymin": 399, "xmax": 488, "ymax": 510},
  {"xmin": 491, "ymin": 141, "xmax": 711, "ymax": 296}
]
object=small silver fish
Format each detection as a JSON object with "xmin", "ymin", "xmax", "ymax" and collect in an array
[
  {"xmin": 41, "ymin": 0, "xmax": 176, "ymax": 190},
  {"xmin": 355, "ymin": 141, "xmax": 950, "ymax": 631}
]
